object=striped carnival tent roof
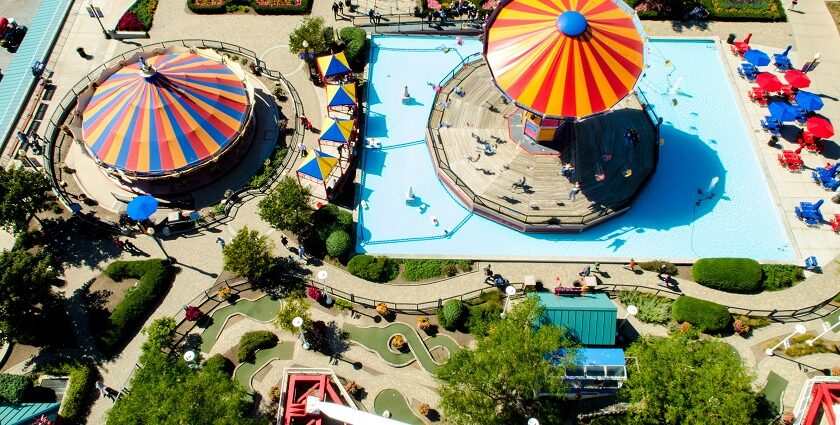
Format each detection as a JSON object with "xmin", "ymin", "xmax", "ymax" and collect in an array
[
  {"xmin": 316, "ymin": 52, "xmax": 352, "ymax": 79},
  {"xmin": 484, "ymin": 0, "xmax": 646, "ymax": 119},
  {"xmin": 81, "ymin": 53, "xmax": 249, "ymax": 175}
]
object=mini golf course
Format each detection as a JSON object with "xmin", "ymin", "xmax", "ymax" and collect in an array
[
  {"xmin": 233, "ymin": 343, "xmax": 295, "ymax": 393},
  {"xmin": 374, "ymin": 389, "xmax": 425, "ymax": 425},
  {"xmin": 200, "ymin": 295, "xmax": 279, "ymax": 353},
  {"xmin": 343, "ymin": 322, "xmax": 461, "ymax": 374}
]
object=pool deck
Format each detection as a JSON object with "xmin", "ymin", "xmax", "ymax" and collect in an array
[{"xmin": 427, "ymin": 60, "xmax": 658, "ymax": 232}]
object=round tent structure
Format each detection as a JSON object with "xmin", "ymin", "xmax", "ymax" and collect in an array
[
  {"xmin": 72, "ymin": 47, "xmax": 255, "ymax": 193},
  {"xmin": 484, "ymin": 0, "xmax": 646, "ymax": 120}
]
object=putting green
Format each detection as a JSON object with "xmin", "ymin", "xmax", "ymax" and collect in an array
[
  {"xmin": 200, "ymin": 295, "xmax": 279, "ymax": 353},
  {"xmin": 343, "ymin": 322, "xmax": 460, "ymax": 374},
  {"xmin": 373, "ymin": 389, "xmax": 425, "ymax": 425},
  {"xmin": 233, "ymin": 343, "xmax": 294, "ymax": 393}
]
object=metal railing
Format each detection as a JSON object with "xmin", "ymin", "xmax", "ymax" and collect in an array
[
  {"xmin": 42, "ymin": 39, "xmax": 303, "ymax": 233},
  {"xmin": 351, "ymin": 12, "xmax": 486, "ymax": 33}
]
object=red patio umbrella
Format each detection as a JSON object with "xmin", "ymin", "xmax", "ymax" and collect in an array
[
  {"xmin": 806, "ymin": 117, "xmax": 834, "ymax": 139},
  {"xmin": 784, "ymin": 69, "xmax": 811, "ymax": 89},
  {"xmin": 755, "ymin": 73, "xmax": 782, "ymax": 92}
]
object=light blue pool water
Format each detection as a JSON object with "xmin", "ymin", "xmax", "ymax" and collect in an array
[{"xmin": 357, "ymin": 35, "xmax": 794, "ymax": 261}]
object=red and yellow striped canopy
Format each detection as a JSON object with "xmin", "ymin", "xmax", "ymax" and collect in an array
[
  {"xmin": 82, "ymin": 53, "xmax": 249, "ymax": 175},
  {"xmin": 484, "ymin": 0, "xmax": 646, "ymax": 118}
]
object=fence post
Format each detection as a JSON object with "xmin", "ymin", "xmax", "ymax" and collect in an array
[{"xmin": 438, "ymin": 298, "xmax": 442, "ymax": 308}]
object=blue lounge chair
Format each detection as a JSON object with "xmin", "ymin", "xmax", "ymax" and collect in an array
[
  {"xmin": 805, "ymin": 256, "xmax": 819, "ymax": 271},
  {"xmin": 774, "ymin": 56, "xmax": 792, "ymax": 71},
  {"xmin": 761, "ymin": 116, "xmax": 781, "ymax": 134},
  {"xmin": 795, "ymin": 199, "xmax": 824, "ymax": 225}
]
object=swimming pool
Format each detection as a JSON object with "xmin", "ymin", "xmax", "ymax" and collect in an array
[{"xmin": 357, "ymin": 35, "xmax": 794, "ymax": 261}]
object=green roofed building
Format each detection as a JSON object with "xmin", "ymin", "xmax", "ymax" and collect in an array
[
  {"xmin": 536, "ymin": 292, "xmax": 617, "ymax": 346},
  {"xmin": 0, "ymin": 402, "xmax": 60, "ymax": 425}
]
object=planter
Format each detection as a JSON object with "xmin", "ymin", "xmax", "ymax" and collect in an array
[{"xmin": 388, "ymin": 334, "xmax": 408, "ymax": 353}]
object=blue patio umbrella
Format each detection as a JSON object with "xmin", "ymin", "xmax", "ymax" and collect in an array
[
  {"xmin": 744, "ymin": 49, "xmax": 771, "ymax": 67},
  {"xmin": 769, "ymin": 101, "xmax": 798, "ymax": 122},
  {"xmin": 126, "ymin": 195, "xmax": 158, "ymax": 220},
  {"xmin": 795, "ymin": 91, "xmax": 824, "ymax": 111},
  {"xmin": 774, "ymin": 45, "xmax": 792, "ymax": 60}
]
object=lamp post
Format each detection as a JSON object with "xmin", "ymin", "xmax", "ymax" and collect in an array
[
  {"xmin": 88, "ymin": 1, "xmax": 111, "ymax": 39},
  {"xmin": 500, "ymin": 285, "xmax": 516, "ymax": 319},
  {"xmin": 300, "ymin": 40, "xmax": 315, "ymax": 80},
  {"xmin": 528, "ymin": 419, "xmax": 540, "ymax": 425},
  {"xmin": 317, "ymin": 270, "xmax": 333, "ymax": 306},
  {"xmin": 804, "ymin": 52, "xmax": 821, "ymax": 73},
  {"xmin": 146, "ymin": 227, "xmax": 171, "ymax": 260},
  {"xmin": 292, "ymin": 316, "xmax": 310, "ymax": 350},
  {"xmin": 765, "ymin": 324, "xmax": 807, "ymax": 356},
  {"xmin": 617, "ymin": 305, "xmax": 638, "ymax": 335}
]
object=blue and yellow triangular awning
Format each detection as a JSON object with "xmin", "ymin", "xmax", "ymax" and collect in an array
[
  {"xmin": 320, "ymin": 117, "xmax": 354, "ymax": 143},
  {"xmin": 326, "ymin": 83, "xmax": 356, "ymax": 107},
  {"xmin": 317, "ymin": 52, "xmax": 352, "ymax": 79},
  {"xmin": 298, "ymin": 150, "xmax": 338, "ymax": 181}
]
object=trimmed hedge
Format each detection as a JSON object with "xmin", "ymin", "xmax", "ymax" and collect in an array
[
  {"xmin": 57, "ymin": 363, "xmax": 94, "ymax": 422},
  {"xmin": 0, "ymin": 373, "xmax": 31, "ymax": 403},
  {"xmin": 692, "ymin": 258, "xmax": 762, "ymax": 293},
  {"xmin": 437, "ymin": 299, "xmax": 466, "ymax": 330},
  {"xmin": 402, "ymin": 259, "xmax": 473, "ymax": 281},
  {"xmin": 100, "ymin": 259, "xmax": 172, "ymax": 353},
  {"xmin": 347, "ymin": 255, "xmax": 398, "ymax": 283},
  {"xmin": 629, "ymin": 0, "xmax": 785, "ymax": 21},
  {"xmin": 186, "ymin": 0, "xmax": 226, "ymax": 14},
  {"xmin": 204, "ymin": 353, "xmax": 235, "ymax": 377},
  {"xmin": 237, "ymin": 331, "xmax": 278, "ymax": 363},
  {"xmin": 251, "ymin": 0, "xmax": 313, "ymax": 14},
  {"xmin": 672, "ymin": 296, "xmax": 731, "ymax": 333},
  {"xmin": 761, "ymin": 264, "xmax": 804, "ymax": 291},
  {"xmin": 326, "ymin": 230, "xmax": 352, "ymax": 258}
]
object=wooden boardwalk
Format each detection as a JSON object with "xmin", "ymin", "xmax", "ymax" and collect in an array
[{"xmin": 426, "ymin": 61, "xmax": 658, "ymax": 231}]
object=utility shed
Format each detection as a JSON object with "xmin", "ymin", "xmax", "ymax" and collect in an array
[{"xmin": 536, "ymin": 292, "xmax": 617, "ymax": 345}]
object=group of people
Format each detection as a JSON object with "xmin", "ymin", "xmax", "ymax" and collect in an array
[
  {"xmin": 367, "ymin": 8, "xmax": 383, "ymax": 24},
  {"xmin": 623, "ymin": 129, "xmax": 640, "ymax": 148}
]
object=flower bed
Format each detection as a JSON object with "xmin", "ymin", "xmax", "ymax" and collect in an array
[
  {"xmin": 187, "ymin": 0, "xmax": 226, "ymax": 14},
  {"xmin": 117, "ymin": 0, "xmax": 159, "ymax": 31}
]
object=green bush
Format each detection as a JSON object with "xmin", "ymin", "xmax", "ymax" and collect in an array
[
  {"xmin": 250, "ymin": 0, "xmax": 312, "ymax": 14},
  {"xmin": 61, "ymin": 364, "xmax": 94, "ymax": 421},
  {"xmin": 437, "ymin": 299, "xmax": 466, "ymax": 330},
  {"xmin": 466, "ymin": 292, "xmax": 503, "ymax": 337},
  {"xmin": 402, "ymin": 259, "xmax": 473, "ymax": 281},
  {"xmin": 0, "ymin": 373, "xmax": 31, "ymax": 403},
  {"xmin": 346, "ymin": 255, "xmax": 398, "ymax": 282},
  {"xmin": 326, "ymin": 230, "xmax": 352, "ymax": 258},
  {"xmin": 699, "ymin": 0, "xmax": 786, "ymax": 21},
  {"xmin": 186, "ymin": 0, "xmax": 227, "ymax": 14},
  {"xmin": 339, "ymin": 27, "xmax": 368, "ymax": 70},
  {"xmin": 616, "ymin": 291, "xmax": 673, "ymax": 324},
  {"xmin": 307, "ymin": 204, "xmax": 354, "ymax": 257},
  {"xmin": 204, "ymin": 354, "xmax": 235, "ymax": 377},
  {"xmin": 692, "ymin": 258, "xmax": 762, "ymax": 293},
  {"xmin": 671, "ymin": 296, "xmax": 731, "ymax": 333},
  {"xmin": 333, "ymin": 297, "xmax": 353, "ymax": 310},
  {"xmin": 761, "ymin": 264, "xmax": 805, "ymax": 291},
  {"xmin": 100, "ymin": 259, "xmax": 172, "ymax": 354},
  {"xmin": 237, "ymin": 331, "xmax": 279, "ymax": 363},
  {"xmin": 123, "ymin": 0, "xmax": 159, "ymax": 30},
  {"xmin": 639, "ymin": 260, "xmax": 679, "ymax": 276},
  {"xmin": 249, "ymin": 148, "xmax": 288, "ymax": 188}
]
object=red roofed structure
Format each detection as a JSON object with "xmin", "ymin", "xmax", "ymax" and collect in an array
[{"xmin": 792, "ymin": 377, "xmax": 840, "ymax": 425}]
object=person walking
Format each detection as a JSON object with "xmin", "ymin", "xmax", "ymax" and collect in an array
[
  {"xmin": 338, "ymin": 1, "xmax": 344, "ymax": 15},
  {"xmin": 298, "ymin": 244, "xmax": 306, "ymax": 261},
  {"xmin": 569, "ymin": 182, "xmax": 580, "ymax": 201},
  {"xmin": 216, "ymin": 237, "xmax": 225, "ymax": 249},
  {"xmin": 788, "ymin": 0, "xmax": 797, "ymax": 10},
  {"xmin": 332, "ymin": 2, "xmax": 339, "ymax": 18},
  {"xmin": 76, "ymin": 47, "xmax": 88, "ymax": 59},
  {"xmin": 368, "ymin": 8, "xmax": 375, "ymax": 23},
  {"xmin": 623, "ymin": 258, "xmax": 636, "ymax": 271}
]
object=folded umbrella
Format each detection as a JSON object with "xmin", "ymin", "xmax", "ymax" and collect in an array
[
  {"xmin": 755, "ymin": 73, "xmax": 782, "ymax": 92},
  {"xmin": 768, "ymin": 102, "xmax": 798, "ymax": 122},
  {"xmin": 784, "ymin": 69, "xmax": 811, "ymax": 88},
  {"xmin": 794, "ymin": 91, "xmax": 824, "ymax": 111},
  {"xmin": 744, "ymin": 49, "xmax": 771, "ymax": 67},
  {"xmin": 806, "ymin": 117, "xmax": 834, "ymax": 139}
]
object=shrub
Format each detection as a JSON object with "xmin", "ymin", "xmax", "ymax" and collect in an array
[
  {"xmin": 187, "ymin": 0, "xmax": 227, "ymax": 14},
  {"xmin": 671, "ymin": 296, "xmax": 731, "ymax": 333},
  {"xmin": 204, "ymin": 353, "xmax": 235, "ymax": 377},
  {"xmin": 616, "ymin": 291, "xmax": 673, "ymax": 324},
  {"xmin": 237, "ymin": 331, "xmax": 279, "ymax": 363},
  {"xmin": 123, "ymin": 0, "xmax": 159, "ymax": 30},
  {"xmin": 339, "ymin": 26, "xmax": 368, "ymax": 70},
  {"xmin": 347, "ymin": 255, "xmax": 398, "ymax": 282},
  {"xmin": 638, "ymin": 260, "xmax": 679, "ymax": 276},
  {"xmin": 734, "ymin": 315, "xmax": 771, "ymax": 329},
  {"xmin": 249, "ymin": 148, "xmax": 288, "ymax": 188},
  {"xmin": 733, "ymin": 319, "xmax": 750, "ymax": 335},
  {"xmin": 334, "ymin": 298, "xmax": 353, "ymax": 310},
  {"xmin": 326, "ymin": 230, "xmax": 352, "ymax": 258},
  {"xmin": 761, "ymin": 264, "xmax": 805, "ymax": 291},
  {"xmin": 691, "ymin": 258, "xmax": 762, "ymax": 293},
  {"xmin": 698, "ymin": 0, "xmax": 785, "ymax": 21},
  {"xmin": 100, "ymin": 259, "xmax": 172, "ymax": 353},
  {"xmin": 344, "ymin": 380, "xmax": 360, "ymax": 399},
  {"xmin": 217, "ymin": 287, "xmax": 233, "ymax": 300},
  {"xmin": 390, "ymin": 334, "xmax": 406, "ymax": 349},
  {"xmin": 185, "ymin": 306, "xmax": 204, "ymax": 321},
  {"xmin": 418, "ymin": 316, "xmax": 431, "ymax": 331},
  {"xmin": 251, "ymin": 0, "xmax": 312, "ymax": 14},
  {"xmin": 117, "ymin": 11, "xmax": 146, "ymax": 31},
  {"xmin": 36, "ymin": 359, "xmax": 94, "ymax": 422},
  {"xmin": 274, "ymin": 295, "xmax": 311, "ymax": 333},
  {"xmin": 402, "ymin": 259, "xmax": 472, "ymax": 281},
  {"xmin": 376, "ymin": 303, "xmax": 389, "ymax": 316},
  {"xmin": 418, "ymin": 402, "xmax": 431, "ymax": 416},
  {"xmin": 438, "ymin": 299, "xmax": 466, "ymax": 330},
  {"xmin": 466, "ymin": 292, "xmax": 503, "ymax": 337},
  {"xmin": 307, "ymin": 286, "xmax": 323, "ymax": 301},
  {"xmin": 0, "ymin": 373, "xmax": 31, "ymax": 403}
]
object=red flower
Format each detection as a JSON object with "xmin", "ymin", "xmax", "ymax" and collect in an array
[{"xmin": 185, "ymin": 306, "xmax": 204, "ymax": 321}]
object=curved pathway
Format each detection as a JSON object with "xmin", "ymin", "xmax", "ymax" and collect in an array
[
  {"xmin": 199, "ymin": 295, "xmax": 279, "ymax": 353},
  {"xmin": 344, "ymin": 322, "xmax": 460, "ymax": 375}
]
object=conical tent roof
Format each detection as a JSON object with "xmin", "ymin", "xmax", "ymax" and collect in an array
[
  {"xmin": 320, "ymin": 118, "xmax": 354, "ymax": 143},
  {"xmin": 326, "ymin": 83, "xmax": 357, "ymax": 107},
  {"xmin": 298, "ymin": 150, "xmax": 338, "ymax": 181},
  {"xmin": 317, "ymin": 52, "xmax": 352, "ymax": 78}
]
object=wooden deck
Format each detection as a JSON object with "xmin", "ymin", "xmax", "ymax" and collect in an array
[{"xmin": 426, "ymin": 61, "xmax": 659, "ymax": 232}]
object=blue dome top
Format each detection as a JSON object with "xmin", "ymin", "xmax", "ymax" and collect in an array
[{"xmin": 557, "ymin": 11, "xmax": 587, "ymax": 37}]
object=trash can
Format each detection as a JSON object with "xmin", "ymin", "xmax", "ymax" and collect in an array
[{"xmin": 726, "ymin": 33, "xmax": 737, "ymax": 44}]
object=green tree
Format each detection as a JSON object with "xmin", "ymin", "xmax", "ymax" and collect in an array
[
  {"xmin": 258, "ymin": 176, "xmax": 313, "ymax": 236},
  {"xmin": 436, "ymin": 297, "xmax": 576, "ymax": 425},
  {"xmin": 223, "ymin": 227, "xmax": 276, "ymax": 282},
  {"xmin": 288, "ymin": 16, "xmax": 328, "ymax": 55},
  {"xmin": 0, "ymin": 249, "xmax": 57, "ymax": 344},
  {"xmin": 0, "ymin": 166, "xmax": 54, "ymax": 234},
  {"xmin": 622, "ymin": 335, "xmax": 758, "ymax": 424},
  {"xmin": 142, "ymin": 317, "xmax": 177, "ymax": 352},
  {"xmin": 273, "ymin": 294, "xmax": 311, "ymax": 333}
]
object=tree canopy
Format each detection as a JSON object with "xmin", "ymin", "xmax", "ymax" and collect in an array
[
  {"xmin": 0, "ymin": 166, "xmax": 53, "ymax": 234},
  {"xmin": 0, "ymin": 248, "xmax": 57, "ymax": 344},
  {"xmin": 223, "ymin": 227, "xmax": 276, "ymax": 282},
  {"xmin": 258, "ymin": 176, "xmax": 313, "ymax": 236},
  {"xmin": 436, "ymin": 296, "xmax": 576, "ymax": 425},
  {"xmin": 288, "ymin": 16, "xmax": 328, "ymax": 55},
  {"xmin": 107, "ymin": 318, "xmax": 260, "ymax": 425},
  {"xmin": 622, "ymin": 335, "xmax": 759, "ymax": 425}
]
